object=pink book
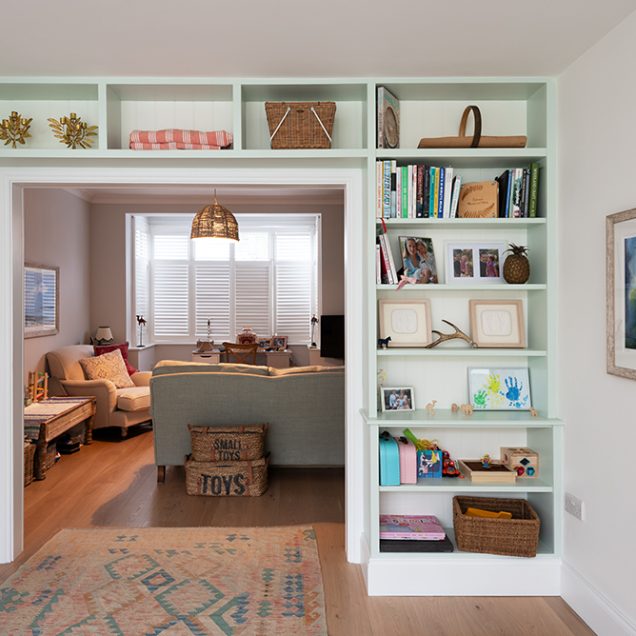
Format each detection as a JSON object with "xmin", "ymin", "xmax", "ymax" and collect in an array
[{"xmin": 379, "ymin": 514, "xmax": 446, "ymax": 540}]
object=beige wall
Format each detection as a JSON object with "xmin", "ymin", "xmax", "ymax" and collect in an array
[
  {"xmin": 90, "ymin": 201, "xmax": 345, "ymax": 344},
  {"xmin": 23, "ymin": 189, "xmax": 91, "ymax": 382}
]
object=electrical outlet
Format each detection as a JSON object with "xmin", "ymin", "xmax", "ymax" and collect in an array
[{"xmin": 565, "ymin": 492, "xmax": 584, "ymax": 520}]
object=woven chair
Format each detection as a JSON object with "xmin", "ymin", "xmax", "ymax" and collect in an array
[{"xmin": 222, "ymin": 342, "xmax": 258, "ymax": 365}]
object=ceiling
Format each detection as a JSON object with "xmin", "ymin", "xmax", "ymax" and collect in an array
[{"xmin": 2, "ymin": 1, "xmax": 635, "ymax": 77}]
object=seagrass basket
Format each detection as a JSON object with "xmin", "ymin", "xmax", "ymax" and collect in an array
[
  {"xmin": 188, "ymin": 424, "xmax": 267, "ymax": 462},
  {"xmin": 453, "ymin": 495, "xmax": 540, "ymax": 557},
  {"xmin": 24, "ymin": 441, "xmax": 36, "ymax": 486},
  {"xmin": 265, "ymin": 101, "xmax": 336, "ymax": 149},
  {"xmin": 185, "ymin": 454, "xmax": 269, "ymax": 497}
]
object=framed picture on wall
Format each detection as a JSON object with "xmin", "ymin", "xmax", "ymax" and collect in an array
[
  {"xmin": 24, "ymin": 264, "xmax": 59, "ymax": 338},
  {"xmin": 607, "ymin": 207, "xmax": 636, "ymax": 379}
]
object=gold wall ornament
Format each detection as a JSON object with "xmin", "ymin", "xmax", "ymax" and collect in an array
[
  {"xmin": 48, "ymin": 112, "xmax": 97, "ymax": 149},
  {"xmin": 0, "ymin": 111, "xmax": 32, "ymax": 148}
]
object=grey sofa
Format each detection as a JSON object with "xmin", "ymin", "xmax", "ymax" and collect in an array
[{"xmin": 150, "ymin": 362, "xmax": 345, "ymax": 481}]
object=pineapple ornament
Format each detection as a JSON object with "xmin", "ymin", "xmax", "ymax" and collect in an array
[{"xmin": 503, "ymin": 243, "xmax": 530, "ymax": 284}]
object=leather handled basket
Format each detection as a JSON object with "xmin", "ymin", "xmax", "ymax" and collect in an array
[
  {"xmin": 266, "ymin": 101, "xmax": 336, "ymax": 149},
  {"xmin": 418, "ymin": 105, "xmax": 527, "ymax": 149}
]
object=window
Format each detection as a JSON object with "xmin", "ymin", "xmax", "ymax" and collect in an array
[{"xmin": 132, "ymin": 214, "xmax": 320, "ymax": 345}]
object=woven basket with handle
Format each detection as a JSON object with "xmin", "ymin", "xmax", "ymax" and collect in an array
[
  {"xmin": 453, "ymin": 495, "xmax": 540, "ymax": 557},
  {"xmin": 265, "ymin": 101, "xmax": 336, "ymax": 149}
]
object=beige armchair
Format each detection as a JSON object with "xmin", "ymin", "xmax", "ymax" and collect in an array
[{"xmin": 46, "ymin": 345, "xmax": 152, "ymax": 438}]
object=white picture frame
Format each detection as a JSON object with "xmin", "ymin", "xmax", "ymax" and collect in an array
[
  {"xmin": 446, "ymin": 242, "xmax": 506, "ymax": 284},
  {"xmin": 380, "ymin": 386, "xmax": 415, "ymax": 412},
  {"xmin": 378, "ymin": 299, "xmax": 432, "ymax": 347},
  {"xmin": 469, "ymin": 299, "xmax": 526, "ymax": 348},
  {"xmin": 468, "ymin": 367, "xmax": 532, "ymax": 410}
]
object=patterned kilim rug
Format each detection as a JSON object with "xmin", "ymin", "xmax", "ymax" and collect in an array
[{"xmin": 0, "ymin": 526, "xmax": 327, "ymax": 635}]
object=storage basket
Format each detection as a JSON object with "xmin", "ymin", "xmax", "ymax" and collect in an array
[
  {"xmin": 452, "ymin": 495, "xmax": 540, "ymax": 557},
  {"xmin": 189, "ymin": 424, "xmax": 267, "ymax": 462},
  {"xmin": 185, "ymin": 454, "xmax": 269, "ymax": 497},
  {"xmin": 24, "ymin": 441, "xmax": 35, "ymax": 486},
  {"xmin": 265, "ymin": 101, "xmax": 336, "ymax": 149}
]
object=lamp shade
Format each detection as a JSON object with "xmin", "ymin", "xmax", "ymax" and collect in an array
[
  {"xmin": 191, "ymin": 194, "xmax": 239, "ymax": 242},
  {"xmin": 95, "ymin": 326, "xmax": 113, "ymax": 343}
]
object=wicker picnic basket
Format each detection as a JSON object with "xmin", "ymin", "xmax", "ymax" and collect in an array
[
  {"xmin": 24, "ymin": 441, "xmax": 36, "ymax": 486},
  {"xmin": 265, "ymin": 101, "xmax": 336, "ymax": 149},
  {"xmin": 453, "ymin": 495, "xmax": 541, "ymax": 557},
  {"xmin": 185, "ymin": 454, "xmax": 270, "ymax": 497},
  {"xmin": 188, "ymin": 424, "xmax": 267, "ymax": 462}
]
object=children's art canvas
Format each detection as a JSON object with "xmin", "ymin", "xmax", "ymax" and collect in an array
[{"xmin": 468, "ymin": 367, "xmax": 531, "ymax": 410}]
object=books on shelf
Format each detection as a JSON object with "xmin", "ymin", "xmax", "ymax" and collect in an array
[
  {"xmin": 376, "ymin": 161, "xmax": 540, "ymax": 219},
  {"xmin": 377, "ymin": 228, "xmax": 398, "ymax": 284},
  {"xmin": 379, "ymin": 514, "xmax": 446, "ymax": 540}
]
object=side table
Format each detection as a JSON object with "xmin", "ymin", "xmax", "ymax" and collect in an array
[{"xmin": 24, "ymin": 396, "xmax": 96, "ymax": 480}]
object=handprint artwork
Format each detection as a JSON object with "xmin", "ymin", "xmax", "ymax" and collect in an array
[{"xmin": 468, "ymin": 368, "xmax": 531, "ymax": 410}]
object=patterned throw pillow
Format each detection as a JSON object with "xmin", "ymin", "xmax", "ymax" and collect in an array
[
  {"xmin": 79, "ymin": 349, "xmax": 135, "ymax": 388},
  {"xmin": 94, "ymin": 342, "xmax": 137, "ymax": 376}
]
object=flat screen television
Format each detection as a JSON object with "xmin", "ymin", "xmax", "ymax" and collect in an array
[{"xmin": 320, "ymin": 315, "xmax": 345, "ymax": 359}]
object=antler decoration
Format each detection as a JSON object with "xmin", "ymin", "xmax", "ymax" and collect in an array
[
  {"xmin": 425, "ymin": 319, "xmax": 477, "ymax": 349},
  {"xmin": 0, "ymin": 111, "xmax": 32, "ymax": 148},
  {"xmin": 48, "ymin": 112, "xmax": 98, "ymax": 149}
]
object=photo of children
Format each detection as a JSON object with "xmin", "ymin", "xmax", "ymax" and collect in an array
[
  {"xmin": 382, "ymin": 387, "xmax": 415, "ymax": 411},
  {"xmin": 452, "ymin": 248, "xmax": 474, "ymax": 278},
  {"xmin": 399, "ymin": 237, "xmax": 438, "ymax": 284},
  {"xmin": 479, "ymin": 248, "xmax": 501, "ymax": 278}
]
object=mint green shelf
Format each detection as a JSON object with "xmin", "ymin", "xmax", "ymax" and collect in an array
[
  {"xmin": 379, "ymin": 477, "xmax": 552, "ymax": 493},
  {"xmin": 376, "ymin": 348, "xmax": 546, "ymax": 357}
]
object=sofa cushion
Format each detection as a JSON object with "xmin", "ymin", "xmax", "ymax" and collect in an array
[
  {"xmin": 116, "ymin": 386, "xmax": 151, "ymax": 412},
  {"xmin": 80, "ymin": 349, "xmax": 135, "ymax": 388},
  {"xmin": 153, "ymin": 360, "xmax": 270, "ymax": 377},
  {"xmin": 94, "ymin": 342, "xmax": 137, "ymax": 376},
  {"xmin": 268, "ymin": 365, "xmax": 345, "ymax": 376}
]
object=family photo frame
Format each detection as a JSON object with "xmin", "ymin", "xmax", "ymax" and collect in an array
[
  {"xmin": 380, "ymin": 386, "xmax": 415, "ymax": 412},
  {"xmin": 446, "ymin": 242, "xmax": 505, "ymax": 284},
  {"xmin": 607, "ymin": 207, "xmax": 636, "ymax": 379},
  {"xmin": 399, "ymin": 236, "xmax": 439, "ymax": 284}
]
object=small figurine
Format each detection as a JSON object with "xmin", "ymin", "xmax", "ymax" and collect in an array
[
  {"xmin": 136, "ymin": 314, "xmax": 147, "ymax": 347},
  {"xmin": 451, "ymin": 403, "xmax": 459, "ymax": 413},
  {"xmin": 442, "ymin": 450, "xmax": 463, "ymax": 478},
  {"xmin": 460, "ymin": 403, "xmax": 474, "ymax": 416},
  {"xmin": 377, "ymin": 336, "xmax": 392, "ymax": 349},
  {"xmin": 425, "ymin": 400, "xmax": 437, "ymax": 417},
  {"xmin": 481, "ymin": 453, "xmax": 491, "ymax": 469},
  {"xmin": 530, "ymin": 407, "xmax": 538, "ymax": 417}
]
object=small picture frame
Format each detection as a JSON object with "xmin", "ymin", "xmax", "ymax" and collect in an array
[
  {"xmin": 398, "ymin": 236, "xmax": 439, "ymax": 284},
  {"xmin": 380, "ymin": 387, "xmax": 415, "ymax": 412},
  {"xmin": 270, "ymin": 336, "xmax": 288, "ymax": 351},
  {"xmin": 257, "ymin": 337, "xmax": 271, "ymax": 350},
  {"xmin": 469, "ymin": 299, "xmax": 526, "ymax": 348},
  {"xmin": 379, "ymin": 299, "xmax": 432, "ymax": 347},
  {"xmin": 468, "ymin": 367, "xmax": 531, "ymax": 410},
  {"xmin": 446, "ymin": 242, "xmax": 505, "ymax": 284}
]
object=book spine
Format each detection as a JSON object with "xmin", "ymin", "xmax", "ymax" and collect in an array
[
  {"xmin": 521, "ymin": 167, "xmax": 530, "ymax": 217},
  {"xmin": 400, "ymin": 167, "xmax": 407, "ymax": 218},
  {"xmin": 376, "ymin": 243, "xmax": 382, "ymax": 284},
  {"xmin": 396, "ymin": 165, "xmax": 401, "ymax": 219},
  {"xmin": 411, "ymin": 164, "xmax": 417, "ymax": 218},
  {"xmin": 443, "ymin": 166, "xmax": 453, "ymax": 219},
  {"xmin": 438, "ymin": 167, "xmax": 445, "ymax": 218},
  {"xmin": 406, "ymin": 165, "xmax": 412, "ymax": 219},
  {"xmin": 429, "ymin": 167, "xmax": 436, "ymax": 217},
  {"xmin": 416, "ymin": 165, "xmax": 424, "ymax": 218},
  {"xmin": 450, "ymin": 175, "xmax": 461, "ymax": 218},
  {"xmin": 390, "ymin": 160, "xmax": 397, "ymax": 218},
  {"xmin": 378, "ymin": 235, "xmax": 392, "ymax": 284},
  {"xmin": 383, "ymin": 161, "xmax": 391, "ymax": 218},
  {"xmin": 384, "ymin": 234, "xmax": 398, "ymax": 284},
  {"xmin": 528, "ymin": 162, "xmax": 539, "ymax": 217},
  {"xmin": 513, "ymin": 168, "xmax": 523, "ymax": 218},
  {"xmin": 433, "ymin": 167, "xmax": 440, "ymax": 218},
  {"xmin": 377, "ymin": 87, "xmax": 384, "ymax": 149},
  {"xmin": 422, "ymin": 165, "xmax": 430, "ymax": 218},
  {"xmin": 505, "ymin": 169, "xmax": 513, "ymax": 218},
  {"xmin": 376, "ymin": 161, "xmax": 383, "ymax": 218}
]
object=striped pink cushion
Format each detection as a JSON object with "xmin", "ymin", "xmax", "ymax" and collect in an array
[{"xmin": 129, "ymin": 129, "xmax": 233, "ymax": 147}]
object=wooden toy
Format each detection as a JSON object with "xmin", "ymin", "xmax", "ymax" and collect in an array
[
  {"xmin": 460, "ymin": 403, "xmax": 473, "ymax": 416},
  {"xmin": 451, "ymin": 403, "xmax": 459, "ymax": 413},
  {"xmin": 377, "ymin": 336, "xmax": 392, "ymax": 349},
  {"xmin": 500, "ymin": 447, "xmax": 539, "ymax": 478},
  {"xmin": 458, "ymin": 459, "xmax": 516, "ymax": 484},
  {"xmin": 530, "ymin": 407, "xmax": 538, "ymax": 417},
  {"xmin": 28, "ymin": 371, "xmax": 48, "ymax": 403},
  {"xmin": 425, "ymin": 400, "xmax": 437, "ymax": 416}
]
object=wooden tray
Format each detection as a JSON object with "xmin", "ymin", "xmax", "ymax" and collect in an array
[{"xmin": 458, "ymin": 459, "xmax": 516, "ymax": 484}]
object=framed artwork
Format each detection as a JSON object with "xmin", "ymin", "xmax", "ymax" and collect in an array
[
  {"xmin": 468, "ymin": 367, "xmax": 531, "ymax": 410},
  {"xmin": 270, "ymin": 336, "xmax": 288, "ymax": 351},
  {"xmin": 398, "ymin": 236, "xmax": 439, "ymax": 284},
  {"xmin": 607, "ymin": 208, "xmax": 636, "ymax": 379},
  {"xmin": 469, "ymin": 299, "xmax": 526, "ymax": 348},
  {"xmin": 380, "ymin": 386, "xmax": 415, "ymax": 412},
  {"xmin": 379, "ymin": 299, "xmax": 432, "ymax": 347},
  {"xmin": 24, "ymin": 264, "xmax": 59, "ymax": 338},
  {"xmin": 446, "ymin": 242, "xmax": 505, "ymax": 284}
]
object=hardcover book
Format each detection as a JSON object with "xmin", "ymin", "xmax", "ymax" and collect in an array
[
  {"xmin": 377, "ymin": 86, "xmax": 400, "ymax": 149},
  {"xmin": 379, "ymin": 514, "xmax": 446, "ymax": 540}
]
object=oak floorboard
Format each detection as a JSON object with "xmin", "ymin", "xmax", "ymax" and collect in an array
[{"xmin": 1, "ymin": 428, "xmax": 593, "ymax": 635}]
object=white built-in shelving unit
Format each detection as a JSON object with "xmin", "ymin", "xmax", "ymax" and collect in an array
[{"xmin": 0, "ymin": 75, "xmax": 560, "ymax": 596}]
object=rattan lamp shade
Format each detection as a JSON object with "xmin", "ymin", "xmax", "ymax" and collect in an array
[{"xmin": 191, "ymin": 196, "xmax": 239, "ymax": 242}]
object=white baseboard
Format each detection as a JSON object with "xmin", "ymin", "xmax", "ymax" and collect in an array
[{"xmin": 562, "ymin": 561, "xmax": 636, "ymax": 636}]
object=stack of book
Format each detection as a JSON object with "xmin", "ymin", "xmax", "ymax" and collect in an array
[
  {"xmin": 376, "ymin": 161, "xmax": 461, "ymax": 219},
  {"xmin": 376, "ymin": 228, "xmax": 398, "ymax": 284},
  {"xmin": 495, "ymin": 163, "xmax": 540, "ymax": 218},
  {"xmin": 379, "ymin": 513, "xmax": 454, "ymax": 552}
]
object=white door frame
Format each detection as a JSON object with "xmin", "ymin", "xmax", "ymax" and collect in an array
[{"xmin": 0, "ymin": 165, "xmax": 366, "ymax": 564}]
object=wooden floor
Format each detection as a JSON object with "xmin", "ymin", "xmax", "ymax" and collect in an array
[{"xmin": 1, "ymin": 427, "xmax": 592, "ymax": 635}]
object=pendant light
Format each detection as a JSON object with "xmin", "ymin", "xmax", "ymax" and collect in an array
[{"xmin": 190, "ymin": 190, "xmax": 239, "ymax": 242}]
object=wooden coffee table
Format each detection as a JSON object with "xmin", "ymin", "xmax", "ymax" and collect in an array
[{"xmin": 24, "ymin": 396, "xmax": 96, "ymax": 480}]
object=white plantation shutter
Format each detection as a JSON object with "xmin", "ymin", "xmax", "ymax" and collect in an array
[
  {"xmin": 236, "ymin": 263, "xmax": 272, "ymax": 337},
  {"xmin": 195, "ymin": 262, "xmax": 231, "ymax": 340},
  {"xmin": 134, "ymin": 214, "xmax": 319, "ymax": 344}
]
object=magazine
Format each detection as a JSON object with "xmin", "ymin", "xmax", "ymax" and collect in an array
[{"xmin": 379, "ymin": 514, "xmax": 446, "ymax": 540}]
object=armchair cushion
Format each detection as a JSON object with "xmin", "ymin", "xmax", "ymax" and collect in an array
[
  {"xmin": 94, "ymin": 342, "xmax": 137, "ymax": 375},
  {"xmin": 79, "ymin": 349, "xmax": 135, "ymax": 388},
  {"xmin": 116, "ymin": 387, "xmax": 151, "ymax": 412},
  {"xmin": 47, "ymin": 344, "xmax": 94, "ymax": 382}
]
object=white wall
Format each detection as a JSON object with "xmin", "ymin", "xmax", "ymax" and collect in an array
[
  {"xmin": 559, "ymin": 11, "xmax": 636, "ymax": 635},
  {"xmin": 23, "ymin": 189, "xmax": 91, "ymax": 383}
]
